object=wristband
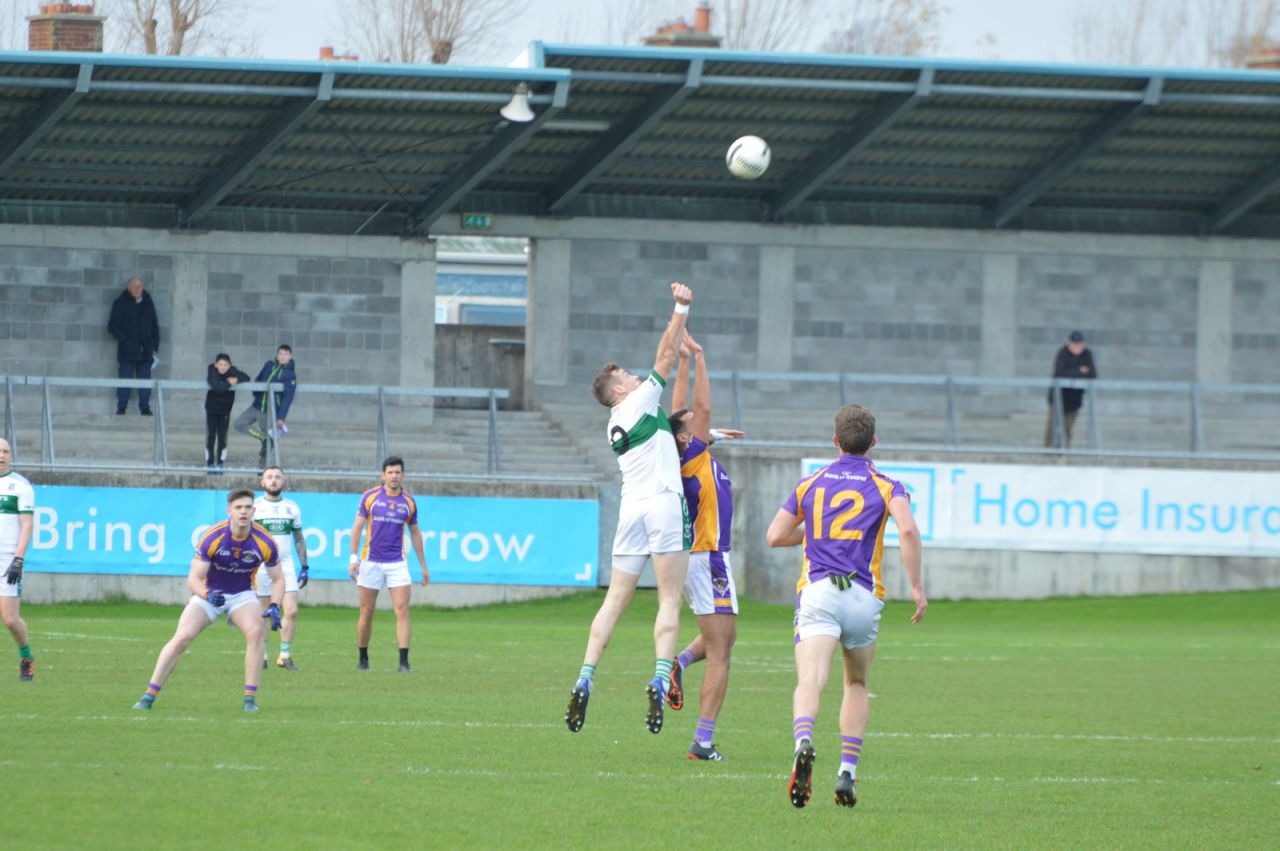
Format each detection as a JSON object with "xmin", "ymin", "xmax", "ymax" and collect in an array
[
  {"xmin": 674, "ymin": 303, "xmax": 689, "ymax": 315},
  {"xmin": 349, "ymin": 554, "xmax": 360, "ymax": 565},
  {"xmin": 709, "ymin": 429, "xmax": 727, "ymax": 442}
]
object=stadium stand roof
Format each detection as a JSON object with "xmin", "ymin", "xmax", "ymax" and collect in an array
[{"xmin": 0, "ymin": 44, "xmax": 1279, "ymax": 238}]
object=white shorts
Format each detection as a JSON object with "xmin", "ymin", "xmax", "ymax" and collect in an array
[
  {"xmin": 685, "ymin": 551, "xmax": 738, "ymax": 616},
  {"xmin": 191, "ymin": 589, "xmax": 260, "ymax": 622},
  {"xmin": 793, "ymin": 577, "xmax": 885, "ymax": 649},
  {"xmin": 356, "ymin": 559, "xmax": 412, "ymax": 590},
  {"xmin": 255, "ymin": 557, "xmax": 298, "ymax": 596},
  {"xmin": 612, "ymin": 491, "xmax": 690, "ymax": 558}
]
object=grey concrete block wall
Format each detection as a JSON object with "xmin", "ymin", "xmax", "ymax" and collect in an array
[
  {"xmin": 1231, "ymin": 261, "xmax": 1280, "ymax": 385},
  {"xmin": 203, "ymin": 253, "xmax": 403, "ymax": 390},
  {"xmin": 564, "ymin": 239, "xmax": 760, "ymax": 394},
  {"xmin": 793, "ymin": 247, "xmax": 984, "ymax": 376},
  {"xmin": 0, "ymin": 245, "xmax": 175, "ymax": 379},
  {"xmin": 0, "ymin": 229, "xmax": 434, "ymax": 418},
  {"xmin": 1016, "ymin": 254, "xmax": 1200, "ymax": 383}
]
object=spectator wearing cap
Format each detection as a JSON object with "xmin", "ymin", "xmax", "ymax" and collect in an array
[{"xmin": 1045, "ymin": 330, "xmax": 1097, "ymax": 448}]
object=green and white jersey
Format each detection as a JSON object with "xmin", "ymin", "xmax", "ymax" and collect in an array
[
  {"xmin": 254, "ymin": 495, "xmax": 302, "ymax": 564},
  {"xmin": 607, "ymin": 370, "xmax": 682, "ymax": 500},
  {"xmin": 0, "ymin": 470, "xmax": 34, "ymax": 556}
]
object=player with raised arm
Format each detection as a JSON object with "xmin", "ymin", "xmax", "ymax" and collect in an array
[
  {"xmin": 766, "ymin": 405, "xmax": 927, "ymax": 809},
  {"xmin": 133, "ymin": 488, "xmax": 284, "ymax": 712},
  {"xmin": 349, "ymin": 456, "xmax": 429, "ymax": 672},
  {"xmin": 0, "ymin": 438, "xmax": 36, "ymax": 681},
  {"xmin": 665, "ymin": 331, "xmax": 746, "ymax": 760},
  {"xmin": 566, "ymin": 282, "xmax": 693, "ymax": 735},
  {"xmin": 254, "ymin": 466, "xmax": 310, "ymax": 670}
]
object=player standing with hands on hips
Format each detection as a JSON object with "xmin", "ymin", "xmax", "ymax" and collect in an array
[
  {"xmin": 767, "ymin": 404, "xmax": 927, "ymax": 809},
  {"xmin": 349, "ymin": 457, "xmax": 429, "ymax": 672},
  {"xmin": 566, "ymin": 282, "xmax": 693, "ymax": 736}
]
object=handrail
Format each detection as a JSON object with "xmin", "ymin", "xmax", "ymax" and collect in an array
[
  {"xmin": 648, "ymin": 368, "xmax": 1280, "ymax": 462},
  {"xmin": 0, "ymin": 376, "xmax": 518, "ymax": 477}
]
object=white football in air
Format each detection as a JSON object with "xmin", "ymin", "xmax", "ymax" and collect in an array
[{"xmin": 726, "ymin": 135, "xmax": 771, "ymax": 180}]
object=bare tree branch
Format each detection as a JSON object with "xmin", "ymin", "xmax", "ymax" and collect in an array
[
  {"xmin": 103, "ymin": 0, "xmax": 259, "ymax": 55},
  {"xmin": 821, "ymin": 0, "xmax": 948, "ymax": 56},
  {"xmin": 716, "ymin": 0, "xmax": 819, "ymax": 51},
  {"xmin": 1070, "ymin": 0, "xmax": 1280, "ymax": 67},
  {"xmin": 336, "ymin": 0, "xmax": 527, "ymax": 65}
]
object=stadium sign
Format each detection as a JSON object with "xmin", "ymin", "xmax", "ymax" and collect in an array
[
  {"xmin": 801, "ymin": 459, "xmax": 1280, "ymax": 557},
  {"xmin": 27, "ymin": 486, "xmax": 599, "ymax": 586}
]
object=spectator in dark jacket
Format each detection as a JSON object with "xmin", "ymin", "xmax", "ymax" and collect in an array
[
  {"xmin": 234, "ymin": 344, "xmax": 298, "ymax": 465},
  {"xmin": 107, "ymin": 277, "xmax": 161, "ymax": 415},
  {"xmin": 205, "ymin": 354, "xmax": 252, "ymax": 473},
  {"xmin": 1045, "ymin": 330, "xmax": 1098, "ymax": 448}
]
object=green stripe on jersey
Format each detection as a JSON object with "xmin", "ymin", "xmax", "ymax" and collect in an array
[
  {"xmin": 610, "ymin": 406, "xmax": 673, "ymax": 457},
  {"xmin": 649, "ymin": 369, "xmax": 666, "ymax": 388},
  {"xmin": 258, "ymin": 519, "xmax": 294, "ymax": 535},
  {"xmin": 0, "ymin": 495, "xmax": 18, "ymax": 514}
]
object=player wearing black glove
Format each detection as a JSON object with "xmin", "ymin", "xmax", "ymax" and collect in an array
[
  {"xmin": 5, "ymin": 556, "xmax": 22, "ymax": 585},
  {"xmin": 298, "ymin": 563, "xmax": 309, "ymax": 589}
]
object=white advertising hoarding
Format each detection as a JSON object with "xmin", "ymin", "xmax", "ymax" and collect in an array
[{"xmin": 800, "ymin": 459, "xmax": 1280, "ymax": 557}]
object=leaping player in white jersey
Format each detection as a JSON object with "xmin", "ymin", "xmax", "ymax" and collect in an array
[
  {"xmin": 254, "ymin": 466, "xmax": 310, "ymax": 670},
  {"xmin": 0, "ymin": 438, "xmax": 35, "ymax": 682},
  {"xmin": 566, "ymin": 282, "xmax": 694, "ymax": 736}
]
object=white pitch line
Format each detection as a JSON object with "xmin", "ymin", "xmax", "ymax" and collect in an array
[
  {"xmin": 10, "ymin": 713, "xmax": 1275, "ymax": 747},
  {"xmin": 38, "ymin": 631, "xmax": 145, "ymax": 642}
]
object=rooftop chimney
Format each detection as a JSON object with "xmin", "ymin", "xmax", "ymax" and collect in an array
[
  {"xmin": 28, "ymin": 3, "xmax": 104, "ymax": 53},
  {"xmin": 319, "ymin": 45, "xmax": 360, "ymax": 62},
  {"xmin": 643, "ymin": 3, "xmax": 721, "ymax": 48},
  {"xmin": 694, "ymin": 2, "xmax": 711, "ymax": 33},
  {"xmin": 1245, "ymin": 48, "xmax": 1280, "ymax": 69}
]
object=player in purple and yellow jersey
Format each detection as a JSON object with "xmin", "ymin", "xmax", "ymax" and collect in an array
[
  {"xmin": 767, "ymin": 404, "xmax": 926, "ymax": 809},
  {"xmin": 666, "ymin": 332, "xmax": 745, "ymax": 761},
  {"xmin": 348, "ymin": 456, "xmax": 428, "ymax": 672},
  {"xmin": 133, "ymin": 489, "xmax": 283, "ymax": 713}
]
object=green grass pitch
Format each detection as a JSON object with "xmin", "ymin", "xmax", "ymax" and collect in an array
[{"xmin": 2, "ymin": 589, "xmax": 1275, "ymax": 849}]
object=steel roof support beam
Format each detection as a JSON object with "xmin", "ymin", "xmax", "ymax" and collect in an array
[
  {"xmin": 0, "ymin": 64, "xmax": 92, "ymax": 179},
  {"xmin": 768, "ymin": 69, "xmax": 933, "ymax": 222},
  {"xmin": 406, "ymin": 79, "xmax": 569, "ymax": 234},
  {"xmin": 986, "ymin": 77, "xmax": 1162, "ymax": 229},
  {"xmin": 177, "ymin": 71, "xmax": 334, "ymax": 227},
  {"xmin": 544, "ymin": 60, "xmax": 703, "ymax": 213},
  {"xmin": 1201, "ymin": 160, "xmax": 1280, "ymax": 234}
]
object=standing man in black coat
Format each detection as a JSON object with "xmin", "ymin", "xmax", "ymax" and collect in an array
[
  {"xmin": 1045, "ymin": 330, "xmax": 1098, "ymax": 448},
  {"xmin": 107, "ymin": 277, "xmax": 161, "ymax": 416}
]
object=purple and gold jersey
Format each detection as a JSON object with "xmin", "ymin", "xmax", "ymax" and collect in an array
[
  {"xmin": 782, "ymin": 455, "xmax": 908, "ymax": 600},
  {"xmin": 680, "ymin": 437, "xmax": 733, "ymax": 552},
  {"xmin": 357, "ymin": 486, "xmax": 418, "ymax": 562},
  {"xmin": 195, "ymin": 521, "xmax": 279, "ymax": 595}
]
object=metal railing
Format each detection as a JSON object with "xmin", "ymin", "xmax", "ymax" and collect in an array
[
  {"xmin": 2, "ymin": 376, "xmax": 512, "ymax": 476},
  {"xmin": 698, "ymin": 370, "xmax": 1280, "ymax": 461}
]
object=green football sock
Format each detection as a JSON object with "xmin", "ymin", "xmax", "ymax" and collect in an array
[
  {"xmin": 654, "ymin": 658, "xmax": 673, "ymax": 683},
  {"xmin": 578, "ymin": 663, "xmax": 596, "ymax": 683},
  {"xmin": 18, "ymin": 644, "xmax": 32, "ymax": 660}
]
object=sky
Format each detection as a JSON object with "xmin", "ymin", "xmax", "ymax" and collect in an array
[{"xmin": 252, "ymin": 0, "xmax": 1086, "ymax": 67}]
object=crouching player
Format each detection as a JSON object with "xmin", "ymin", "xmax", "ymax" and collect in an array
[
  {"xmin": 766, "ymin": 404, "xmax": 926, "ymax": 809},
  {"xmin": 133, "ymin": 489, "xmax": 284, "ymax": 713}
]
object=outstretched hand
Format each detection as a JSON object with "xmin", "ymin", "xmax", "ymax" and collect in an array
[
  {"xmin": 671, "ymin": 281, "xmax": 693, "ymax": 306},
  {"xmin": 683, "ymin": 330, "xmax": 703, "ymax": 355}
]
